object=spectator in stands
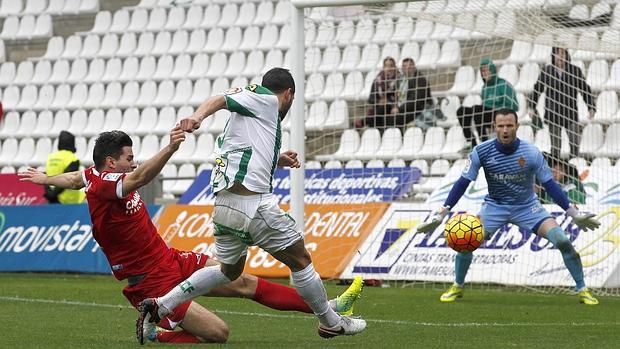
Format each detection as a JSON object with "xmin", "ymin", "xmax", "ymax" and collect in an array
[
  {"xmin": 44, "ymin": 130, "xmax": 85, "ymax": 204},
  {"xmin": 529, "ymin": 47, "xmax": 596, "ymax": 160},
  {"xmin": 540, "ymin": 157, "xmax": 586, "ymax": 205},
  {"xmin": 393, "ymin": 57, "xmax": 433, "ymax": 131},
  {"xmin": 457, "ymin": 58, "xmax": 519, "ymax": 149},
  {"xmin": 356, "ymin": 57, "xmax": 398, "ymax": 130}
]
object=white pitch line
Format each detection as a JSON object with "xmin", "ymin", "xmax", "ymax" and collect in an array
[{"xmin": 1, "ymin": 296, "xmax": 618, "ymax": 328}]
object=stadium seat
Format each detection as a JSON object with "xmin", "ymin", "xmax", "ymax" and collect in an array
[
  {"xmin": 13, "ymin": 61, "xmax": 34, "ymax": 86},
  {"xmin": 117, "ymin": 81, "xmax": 139, "ymax": 108},
  {"xmin": 242, "ymin": 50, "xmax": 264, "ymax": 77},
  {"xmin": 253, "ymin": 1, "xmax": 273, "ymax": 26},
  {"xmin": 341, "ymin": 71, "xmax": 364, "ymax": 101},
  {"xmin": 0, "ymin": 62, "xmax": 14, "ymax": 87},
  {"xmin": 187, "ymin": 53, "xmax": 208, "ymax": 80},
  {"xmin": 395, "ymin": 127, "xmax": 423, "ymax": 160},
  {"xmin": 152, "ymin": 55, "xmax": 174, "ymax": 81},
  {"xmin": 24, "ymin": 0, "xmax": 45, "ymax": 15},
  {"xmin": 447, "ymin": 66, "xmax": 475, "ymax": 96},
  {"xmin": 135, "ymin": 81, "xmax": 157, "ymax": 108},
  {"xmin": 430, "ymin": 159, "xmax": 450, "ymax": 177},
  {"xmin": 65, "ymin": 84, "xmax": 88, "ymax": 110},
  {"xmin": 132, "ymin": 32, "xmax": 154, "ymax": 57},
  {"xmin": 198, "ymin": 4, "xmax": 220, "ymax": 30},
  {"xmin": 14, "ymin": 111, "xmax": 35, "ymax": 138},
  {"xmin": 190, "ymin": 133, "xmax": 214, "ymax": 164},
  {"xmin": 67, "ymin": 109, "xmax": 88, "ymax": 136},
  {"xmin": 134, "ymin": 107, "xmax": 158, "ymax": 137},
  {"xmin": 353, "ymin": 128, "xmax": 382, "ymax": 161},
  {"xmin": 41, "ymin": 36, "xmax": 64, "ymax": 61},
  {"xmin": 160, "ymin": 163, "xmax": 177, "ymax": 195},
  {"xmin": 98, "ymin": 33, "xmax": 119, "ymax": 58},
  {"xmin": 410, "ymin": 159, "xmax": 429, "ymax": 176},
  {"xmin": 357, "ymin": 44, "xmax": 381, "ymax": 72},
  {"xmin": 517, "ymin": 125, "xmax": 535, "ymax": 144},
  {"xmin": 135, "ymin": 56, "xmax": 157, "ymax": 82},
  {"xmin": 15, "ymin": 85, "xmax": 36, "ymax": 111},
  {"xmin": 0, "ymin": 16, "xmax": 19, "ymax": 40},
  {"xmin": 89, "ymin": 11, "xmax": 112, "ymax": 34},
  {"xmin": 218, "ymin": 3, "xmax": 238, "ymax": 28},
  {"xmin": 29, "ymin": 137, "xmax": 51, "ymax": 166},
  {"xmin": 220, "ymin": 27, "xmax": 242, "ymax": 53},
  {"xmin": 275, "ymin": 24, "xmax": 289, "ymax": 50},
  {"xmin": 224, "ymin": 51, "xmax": 245, "ymax": 78},
  {"xmin": 83, "ymin": 109, "xmax": 105, "ymax": 138},
  {"xmin": 46, "ymin": 84, "xmax": 68, "ymax": 111},
  {"xmin": 416, "ymin": 126, "xmax": 445, "ymax": 159},
  {"xmin": 579, "ymin": 123, "xmax": 604, "ymax": 157},
  {"xmin": 440, "ymin": 126, "xmax": 467, "ymax": 160},
  {"xmin": 189, "ymin": 78, "xmax": 211, "ymax": 105},
  {"xmin": 305, "ymin": 160, "xmax": 321, "ymax": 169},
  {"xmin": 107, "ymin": 8, "xmax": 130, "ymax": 33},
  {"xmin": 185, "ymin": 29, "xmax": 206, "ymax": 54},
  {"xmin": 436, "ymin": 40, "xmax": 461, "ymax": 68},
  {"xmin": 323, "ymin": 100, "xmax": 349, "ymax": 130},
  {"xmin": 83, "ymin": 58, "xmax": 104, "ymax": 84},
  {"xmin": 153, "ymin": 80, "xmax": 175, "ymax": 108},
  {"xmin": 590, "ymin": 157, "xmax": 612, "ymax": 168},
  {"xmin": 515, "ymin": 63, "xmax": 541, "ymax": 93},
  {"xmin": 271, "ymin": 0, "xmax": 290, "ymax": 25},
  {"xmin": 387, "ymin": 158, "xmax": 406, "ymax": 168},
  {"xmin": 323, "ymin": 159, "xmax": 342, "ymax": 169},
  {"xmin": 32, "ymin": 111, "xmax": 53, "ymax": 138},
  {"xmin": 80, "ymin": 34, "xmax": 101, "ymax": 59},
  {"xmin": 305, "ymin": 73, "xmax": 324, "ymax": 101},
  {"xmin": 315, "ymin": 129, "xmax": 359, "ymax": 162},
  {"xmin": 119, "ymin": 108, "xmax": 140, "ymax": 133},
  {"xmin": 593, "ymin": 91, "xmax": 618, "ymax": 123},
  {"xmin": 334, "ymin": 20, "xmax": 354, "ymax": 47},
  {"xmin": 529, "ymin": 34, "xmax": 553, "ymax": 64},
  {"xmin": 416, "ymin": 40, "xmax": 441, "ymax": 70},
  {"xmin": 118, "ymin": 56, "xmax": 139, "ymax": 82},
  {"xmin": 33, "ymin": 84, "xmax": 54, "ymax": 111},
  {"xmin": 596, "ymin": 124, "xmax": 620, "ymax": 158},
  {"xmin": 392, "ymin": 17, "xmax": 414, "ymax": 44},
  {"xmin": 170, "ymin": 133, "xmax": 196, "ymax": 164},
  {"xmin": 411, "ymin": 20, "xmax": 434, "ymax": 42},
  {"xmin": 73, "ymin": 136, "xmax": 87, "ymax": 162},
  {"xmin": 170, "ymin": 79, "xmax": 192, "ymax": 107},
  {"xmin": 0, "ymin": 138, "xmax": 17, "ymax": 166},
  {"xmin": 100, "ymin": 58, "xmax": 121, "ymax": 83},
  {"xmin": 586, "ymin": 60, "xmax": 609, "ymax": 92},
  {"xmin": 493, "ymin": 10, "xmax": 516, "ymax": 37},
  {"xmin": 305, "ymin": 101, "xmax": 328, "ymax": 131},
  {"xmin": 151, "ymin": 31, "xmax": 172, "ymax": 56},
  {"xmin": 569, "ymin": 4, "xmax": 589, "ymax": 20},
  {"xmin": 205, "ymin": 52, "xmax": 227, "ymax": 78},
  {"xmin": 165, "ymin": 6, "xmax": 185, "ymax": 31},
  {"xmin": 375, "ymin": 128, "xmax": 403, "ymax": 160},
  {"xmin": 534, "ymin": 127, "xmax": 552, "ymax": 154},
  {"xmin": 351, "ymin": 18, "xmax": 374, "ymax": 45},
  {"xmin": 337, "ymin": 45, "xmax": 360, "ymax": 73},
  {"xmin": 65, "ymin": 58, "xmax": 86, "ymax": 83},
  {"xmin": 372, "ymin": 18, "xmax": 394, "ymax": 44},
  {"xmin": 256, "ymin": 24, "xmax": 278, "ymax": 51},
  {"xmin": 345, "ymin": 159, "xmax": 364, "ymax": 169},
  {"xmin": 498, "ymin": 63, "xmax": 519, "ymax": 87},
  {"xmin": 84, "ymin": 82, "xmax": 105, "ymax": 109},
  {"xmin": 318, "ymin": 46, "xmax": 341, "ymax": 74},
  {"xmin": 380, "ymin": 43, "xmax": 400, "ymax": 68},
  {"xmin": 31, "ymin": 60, "xmax": 52, "ymax": 85},
  {"xmin": 103, "ymin": 108, "xmax": 123, "ymax": 132},
  {"xmin": 168, "ymin": 30, "xmax": 189, "ymax": 55},
  {"xmin": 604, "ymin": 59, "xmax": 620, "ymax": 90},
  {"xmin": 505, "ymin": 40, "xmax": 533, "ymax": 64},
  {"xmin": 314, "ymin": 21, "xmax": 335, "ymax": 48},
  {"xmin": 366, "ymin": 159, "xmax": 385, "ymax": 168},
  {"xmin": 568, "ymin": 157, "xmax": 588, "ymax": 170},
  {"xmin": 572, "ymin": 32, "xmax": 600, "ymax": 62},
  {"xmin": 323, "ymin": 73, "xmax": 345, "ymax": 101},
  {"xmin": 136, "ymin": 134, "xmax": 159, "ymax": 163},
  {"xmin": 13, "ymin": 138, "xmax": 37, "ymax": 167},
  {"xmin": 171, "ymin": 163, "xmax": 197, "ymax": 195},
  {"xmin": 48, "ymin": 60, "xmax": 70, "ymax": 84},
  {"xmin": 598, "ymin": 30, "xmax": 619, "ymax": 60}
]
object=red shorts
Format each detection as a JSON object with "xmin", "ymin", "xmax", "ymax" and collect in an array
[{"xmin": 123, "ymin": 249, "xmax": 208, "ymax": 329}]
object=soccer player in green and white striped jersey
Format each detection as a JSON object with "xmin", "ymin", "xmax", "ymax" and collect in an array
[{"xmin": 138, "ymin": 68, "xmax": 367, "ymax": 339}]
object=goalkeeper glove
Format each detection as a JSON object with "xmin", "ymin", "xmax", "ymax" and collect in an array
[
  {"xmin": 566, "ymin": 205, "xmax": 600, "ymax": 232},
  {"xmin": 417, "ymin": 206, "xmax": 450, "ymax": 233}
]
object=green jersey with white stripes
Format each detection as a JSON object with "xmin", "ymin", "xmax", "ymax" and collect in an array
[{"xmin": 210, "ymin": 84, "xmax": 282, "ymax": 194}]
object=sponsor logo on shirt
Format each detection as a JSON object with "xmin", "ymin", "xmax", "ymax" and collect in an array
[
  {"xmin": 125, "ymin": 192, "xmax": 143, "ymax": 215},
  {"xmin": 490, "ymin": 172, "xmax": 527, "ymax": 183},
  {"xmin": 103, "ymin": 173, "xmax": 122, "ymax": 181}
]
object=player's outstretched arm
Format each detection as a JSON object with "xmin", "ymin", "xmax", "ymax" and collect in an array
[
  {"xmin": 122, "ymin": 126, "xmax": 185, "ymax": 196},
  {"xmin": 541, "ymin": 179, "xmax": 600, "ymax": 231},
  {"xmin": 179, "ymin": 95, "xmax": 226, "ymax": 133},
  {"xmin": 19, "ymin": 168, "xmax": 85, "ymax": 190},
  {"xmin": 418, "ymin": 176, "xmax": 472, "ymax": 233},
  {"xmin": 278, "ymin": 150, "xmax": 301, "ymax": 168}
]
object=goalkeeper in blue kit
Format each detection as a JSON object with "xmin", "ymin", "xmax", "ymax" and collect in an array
[{"xmin": 418, "ymin": 109, "xmax": 600, "ymax": 305}]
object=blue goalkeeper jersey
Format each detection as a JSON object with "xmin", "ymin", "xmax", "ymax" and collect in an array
[{"xmin": 461, "ymin": 138, "xmax": 553, "ymax": 205}]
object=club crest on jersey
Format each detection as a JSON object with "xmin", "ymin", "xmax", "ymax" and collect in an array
[
  {"xmin": 518, "ymin": 156, "xmax": 526, "ymax": 168},
  {"xmin": 223, "ymin": 87, "xmax": 243, "ymax": 95},
  {"xmin": 103, "ymin": 172, "xmax": 122, "ymax": 181}
]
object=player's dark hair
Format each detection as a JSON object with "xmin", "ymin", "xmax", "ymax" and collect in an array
[
  {"xmin": 93, "ymin": 130, "xmax": 133, "ymax": 170},
  {"xmin": 261, "ymin": 68, "xmax": 295, "ymax": 94},
  {"xmin": 493, "ymin": 108, "xmax": 518, "ymax": 123}
]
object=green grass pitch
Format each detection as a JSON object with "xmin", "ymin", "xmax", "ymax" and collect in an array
[{"xmin": 1, "ymin": 273, "xmax": 619, "ymax": 348}]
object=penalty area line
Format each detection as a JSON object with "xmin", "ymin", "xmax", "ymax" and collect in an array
[{"xmin": 0, "ymin": 296, "xmax": 617, "ymax": 327}]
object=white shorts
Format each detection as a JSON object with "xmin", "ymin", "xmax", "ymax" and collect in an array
[{"xmin": 212, "ymin": 190, "xmax": 303, "ymax": 265}]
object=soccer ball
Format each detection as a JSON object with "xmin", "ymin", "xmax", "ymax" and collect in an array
[{"xmin": 444, "ymin": 213, "xmax": 484, "ymax": 253}]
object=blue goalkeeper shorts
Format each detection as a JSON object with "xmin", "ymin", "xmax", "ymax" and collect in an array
[{"xmin": 478, "ymin": 200, "xmax": 552, "ymax": 239}]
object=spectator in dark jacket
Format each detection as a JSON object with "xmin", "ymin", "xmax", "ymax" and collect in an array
[
  {"xmin": 356, "ymin": 57, "xmax": 398, "ymax": 130},
  {"xmin": 529, "ymin": 47, "xmax": 596, "ymax": 159},
  {"xmin": 392, "ymin": 57, "xmax": 432, "ymax": 131}
]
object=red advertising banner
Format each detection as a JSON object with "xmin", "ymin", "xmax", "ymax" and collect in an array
[
  {"xmin": 0, "ymin": 174, "xmax": 46, "ymax": 205},
  {"xmin": 155, "ymin": 203, "xmax": 389, "ymax": 278}
]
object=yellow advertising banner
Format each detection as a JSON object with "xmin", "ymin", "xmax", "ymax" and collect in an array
[{"xmin": 155, "ymin": 203, "xmax": 388, "ymax": 278}]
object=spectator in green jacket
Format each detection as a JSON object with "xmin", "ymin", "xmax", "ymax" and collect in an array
[
  {"xmin": 540, "ymin": 158, "xmax": 586, "ymax": 205},
  {"xmin": 457, "ymin": 58, "xmax": 519, "ymax": 148}
]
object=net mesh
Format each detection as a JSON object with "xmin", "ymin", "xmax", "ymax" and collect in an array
[{"xmin": 296, "ymin": 0, "xmax": 620, "ymax": 295}]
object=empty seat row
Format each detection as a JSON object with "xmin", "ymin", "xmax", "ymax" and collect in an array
[
  {"xmin": 314, "ymin": 126, "xmax": 467, "ymax": 162},
  {"xmin": 0, "ymin": 14, "xmax": 52, "ymax": 40},
  {"xmin": 0, "ymin": 0, "xmax": 99, "ymax": 18}
]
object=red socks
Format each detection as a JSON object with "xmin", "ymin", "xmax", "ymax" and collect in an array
[
  {"xmin": 156, "ymin": 330, "xmax": 201, "ymax": 343},
  {"xmin": 252, "ymin": 277, "xmax": 313, "ymax": 314}
]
